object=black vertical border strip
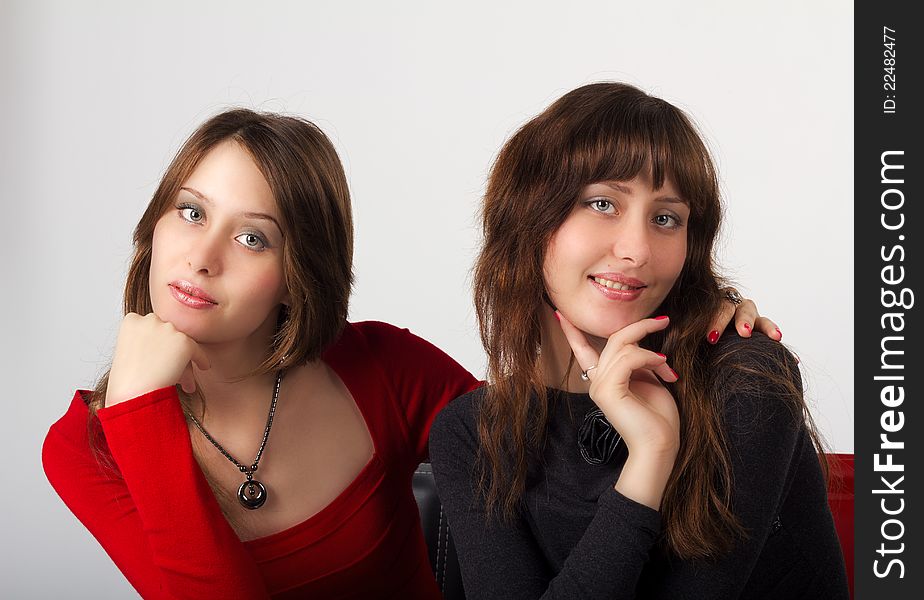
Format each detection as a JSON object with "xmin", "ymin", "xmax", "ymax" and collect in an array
[{"xmin": 855, "ymin": 1, "xmax": 921, "ymax": 597}]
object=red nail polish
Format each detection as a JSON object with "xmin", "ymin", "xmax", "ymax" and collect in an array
[
  {"xmin": 554, "ymin": 311, "xmax": 560, "ymax": 321},
  {"xmin": 654, "ymin": 315, "xmax": 669, "ymax": 320},
  {"xmin": 670, "ymin": 368, "xmax": 680, "ymax": 380},
  {"xmin": 776, "ymin": 327, "xmax": 783, "ymax": 340},
  {"xmin": 708, "ymin": 330, "xmax": 719, "ymax": 344},
  {"xmin": 656, "ymin": 353, "xmax": 666, "ymax": 359},
  {"xmin": 743, "ymin": 323, "xmax": 751, "ymax": 332}
]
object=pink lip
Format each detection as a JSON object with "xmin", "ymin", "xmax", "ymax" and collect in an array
[
  {"xmin": 169, "ymin": 280, "xmax": 218, "ymax": 309},
  {"xmin": 588, "ymin": 273, "xmax": 646, "ymax": 301}
]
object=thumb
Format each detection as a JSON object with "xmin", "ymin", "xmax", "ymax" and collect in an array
[{"xmin": 179, "ymin": 364, "xmax": 197, "ymax": 394}]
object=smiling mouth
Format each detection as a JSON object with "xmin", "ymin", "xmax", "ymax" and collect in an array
[{"xmin": 590, "ymin": 276, "xmax": 646, "ymax": 291}]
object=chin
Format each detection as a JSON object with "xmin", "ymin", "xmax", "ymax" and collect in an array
[
  {"xmin": 568, "ymin": 313, "xmax": 632, "ymax": 340},
  {"xmin": 162, "ymin": 313, "xmax": 204, "ymax": 340},
  {"xmin": 151, "ymin": 301, "xmax": 215, "ymax": 343},
  {"xmin": 570, "ymin": 303, "xmax": 659, "ymax": 339},
  {"xmin": 588, "ymin": 323, "xmax": 630, "ymax": 340}
]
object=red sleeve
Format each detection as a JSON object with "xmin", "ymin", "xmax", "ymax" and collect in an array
[
  {"xmin": 358, "ymin": 322, "xmax": 482, "ymax": 464},
  {"xmin": 42, "ymin": 389, "xmax": 269, "ymax": 600}
]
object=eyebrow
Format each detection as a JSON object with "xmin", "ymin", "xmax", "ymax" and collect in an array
[
  {"xmin": 600, "ymin": 181, "xmax": 688, "ymax": 205},
  {"xmin": 180, "ymin": 187, "xmax": 283, "ymax": 233}
]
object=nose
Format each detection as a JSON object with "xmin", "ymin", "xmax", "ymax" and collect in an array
[
  {"xmin": 186, "ymin": 230, "xmax": 223, "ymax": 276},
  {"xmin": 610, "ymin": 218, "xmax": 651, "ymax": 267}
]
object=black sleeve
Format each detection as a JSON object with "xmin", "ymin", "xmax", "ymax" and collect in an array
[
  {"xmin": 648, "ymin": 336, "xmax": 847, "ymax": 599},
  {"xmin": 429, "ymin": 392, "xmax": 662, "ymax": 600},
  {"xmin": 647, "ymin": 341, "xmax": 808, "ymax": 597}
]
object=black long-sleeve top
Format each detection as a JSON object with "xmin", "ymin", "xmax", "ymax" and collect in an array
[{"xmin": 429, "ymin": 334, "xmax": 849, "ymax": 599}]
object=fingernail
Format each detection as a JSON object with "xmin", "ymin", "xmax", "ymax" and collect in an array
[
  {"xmin": 708, "ymin": 330, "xmax": 720, "ymax": 344},
  {"xmin": 554, "ymin": 311, "xmax": 561, "ymax": 321},
  {"xmin": 654, "ymin": 315, "xmax": 669, "ymax": 320},
  {"xmin": 743, "ymin": 322, "xmax": 751, "ymax": 332},
  {"xmin": 656, "ymin": 353, "xmax": 667, "ymax": 359},
  {"xmin": 776, "ymin": 327, "xmax": 783, "ymax": 340},
  {"xmin": 670, "ymin": 368, "xmax": 680, "ymax": 380}
]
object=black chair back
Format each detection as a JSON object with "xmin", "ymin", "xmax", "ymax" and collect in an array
[{"xmin": 413, "ymin": 462, "xmax": 466, "ymax": 599}]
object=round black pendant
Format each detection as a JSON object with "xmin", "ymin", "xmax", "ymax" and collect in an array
[{"xmin": 238, "ymin": 480, "xmax": 267, "ymax": 510}]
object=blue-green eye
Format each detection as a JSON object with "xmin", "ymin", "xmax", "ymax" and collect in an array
[
  {"xmin": 654, "ymin": 214, "xmax": 681, "ymax": 228},
  {"xmin": 176, "ymin": 202, "xmax": 268, "ymax": 251},
  {"xmin": 177, "ymin": 203, "xmax": 204, "ymax": 223},
  {"xmin": 235, "ymin": 232, "xmax": 267, "ymax": 251},
  {"xmin": 587, "ymin": 199, "xmax": 615, "ymax": 213}
]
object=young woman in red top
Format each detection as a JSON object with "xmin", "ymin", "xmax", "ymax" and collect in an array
[{"xmin": 42, "ymin": 108, "xmax": 775, "ymax": 598}]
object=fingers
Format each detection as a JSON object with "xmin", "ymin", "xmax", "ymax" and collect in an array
[
  {"xmin": 706, "ymin": 301, "xmax": 735, "ymax": 344},
  {"xmin": 601, "ymin": 315, "xmax": 671, "ymax": 359},
  {"xmin": 708, "ymin": 294, "xmax": 784, "ymax": 343},
  {"xmin": 650, "ymin": 355, "xmax": 680, "ymax": 383},
  {"xmin": 709, "ymin": 297, "xmax": 765, "ymax": 343},
  {"xmin": 731, "ymin": 299, "xmax": 759, "ymax": 338},
  {"xmin": 601, "ymin": 347, "xmax": 678, "ymax": 390},
  {"xmin": 556, "ymin": 311, "xmax": 600, "ymax": 372},
  {"xmin": 557, "ymin": 311, "xmax": 676, "ymax": 382},
  {"xmin": 755, "ymin": 316, "xmax": 783, "ymax": 341}
]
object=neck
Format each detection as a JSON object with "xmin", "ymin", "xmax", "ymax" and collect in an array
[
  {"xmin": 186, "ymin": 330, "xmax": 284, "ymax": 424},
  {"xmin": 539, "ymin": 306, "xmax": 606, "ymax": 393}
]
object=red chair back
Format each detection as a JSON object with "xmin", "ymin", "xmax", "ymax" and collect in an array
[{"xmin": 826, "ymin": 453, "xmax": 853, "ymax": 599}]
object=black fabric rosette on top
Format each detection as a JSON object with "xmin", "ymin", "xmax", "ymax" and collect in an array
[{"xmin": 577, "ymin": 408, "xmax": 623, "ymax": 465}]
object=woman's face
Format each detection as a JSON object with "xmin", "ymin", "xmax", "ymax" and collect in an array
[
  {"xmin": 543, "ymin": 173, "xmax": 690, "ymax": 339},
  {"xmin": 149, "ymin": 140, "xmax": 289, "ymax": 345}
]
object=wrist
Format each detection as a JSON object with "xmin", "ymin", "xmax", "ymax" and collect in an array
[
  {"xmin": 633, "ymin": 441, "xmax": 679, "ymax": 464},
  {"xmin": 614, "ymin": 449, "xmax": 678, "ymax": 510}
]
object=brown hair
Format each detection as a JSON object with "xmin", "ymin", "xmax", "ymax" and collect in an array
[
  {"xmin": 86, "ymin": 109, "xmax": 354, "ymax": 519},
  {"xmin": 473, "ymin": 82, "xmax": 826, "ymax": 559}
]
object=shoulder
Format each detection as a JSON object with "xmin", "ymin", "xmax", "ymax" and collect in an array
[
  {"xmin": 708, "ymin": 333, "xmax": 803, "ymax": 430},
  {"xmin": 430, "ymin": 387, "xmax": 484, "ymax": 451},
  {"xmin": 710, "ymin": 332, "xmax": 800, "ymax": 389},
  {"xmin": 327, "ymin": 320, "xmax": 430, "ymax": 370},
  {"xmin": 347, "ymin": 319, "xmax": 408, "ymax": 340},
  {"xmin": 712, "ymin": 330, "xmax": 797, "ymax": 367},
  {"xmin": 344, "ymin": 320, "xmax": 470, "ymax": 376},
  {"xmin": 345, "ymin": 320, "xmax": 443, "ymax": 356}
]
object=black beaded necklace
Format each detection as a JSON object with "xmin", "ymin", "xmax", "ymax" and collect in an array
[{"xmin": 188, "ymin": 371, "xmax": 284, "ymax": 510}]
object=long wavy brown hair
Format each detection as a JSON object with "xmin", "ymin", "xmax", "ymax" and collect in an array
[
  {"xmin": 86, "ymin": 109, "xmax": 354, "ymax": 521},
  {"xmin": 473, "ymin": 82, "xmax": 826, "ymax": 559}
]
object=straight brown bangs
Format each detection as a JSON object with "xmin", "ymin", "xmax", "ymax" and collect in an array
[
  {"xmin": 538, "ymin": 86, "xmax": 724, "ymax": 310},
  {"xmin": 549, "ymin": 88, "xmax": 718, "ymax": 223}
]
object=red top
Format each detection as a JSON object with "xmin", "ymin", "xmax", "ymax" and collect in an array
[{"xmin": 42, "ymin": 321, "xmax": 479, "ymax": 599}]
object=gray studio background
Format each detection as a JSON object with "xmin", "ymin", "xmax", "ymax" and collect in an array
[{"xmin": 1, "ymin": 1, "xmax": 853, "ymax": 597}]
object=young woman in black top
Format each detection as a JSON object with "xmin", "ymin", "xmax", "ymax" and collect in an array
[{"xmin": 430, "ymin": 82, "xmax": 849, "ymax": 599}]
